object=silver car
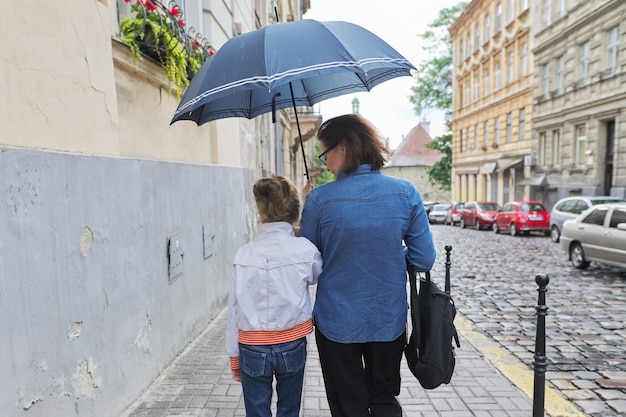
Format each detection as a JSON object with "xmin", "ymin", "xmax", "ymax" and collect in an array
[
  {"xmin": 560, "ymin": 203, "xmax": 626, "ymax": 269},
  {"xmin": 428, "ymin": 203, "xmax": 451, "ymax": 224},
  {"xmin": 549, "ymin": 196, "xmax": 626, "ymax": 242}
]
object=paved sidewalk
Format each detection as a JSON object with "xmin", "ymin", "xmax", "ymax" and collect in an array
[{"xmin": 119, "ymin": 306, "xmax": 582, "ymax": 417}]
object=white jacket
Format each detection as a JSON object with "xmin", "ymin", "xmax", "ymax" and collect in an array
[{"xmin": 226, "ymin": 222, "xmax": 322, "ymax": 358}]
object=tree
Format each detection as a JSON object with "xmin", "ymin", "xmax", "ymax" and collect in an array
[
  {"xmin": 425, "ymin": 133, "xmax": 452, "ymax": 191},
  {"xmin": 409, "ymin": 3, "xmax": 467, "ymax": 191}
]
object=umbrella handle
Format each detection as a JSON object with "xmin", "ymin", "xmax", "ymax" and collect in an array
[{"xmin": 289, "ymin": 82, "xmax": 310, "ymax": 181}]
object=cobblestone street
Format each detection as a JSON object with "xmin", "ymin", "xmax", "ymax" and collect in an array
[{"xmin": 430, "ymin": 224, "xmax": 626, "ymax": 416}]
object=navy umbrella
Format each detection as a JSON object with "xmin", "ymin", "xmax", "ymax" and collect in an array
[{"xmin": 171, "ymin": 19, "xmax": 415, "ymax": 178}]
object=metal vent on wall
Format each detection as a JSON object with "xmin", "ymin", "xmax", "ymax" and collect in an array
[{"xmin": 168, "ymin": 232, "xmax": 184, "ymax": 283}]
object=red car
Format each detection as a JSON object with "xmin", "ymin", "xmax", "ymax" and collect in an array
[
  {"xmin": 444, "ymin": 202, "xmax": 465, "ymax": 226},
  {"xmin": 460, "ymin": 201, "xmax": 501, "ymax": 230},
  {"xmin": 493, "ymin": 201, "xmax": 551, "ymax": 236}
]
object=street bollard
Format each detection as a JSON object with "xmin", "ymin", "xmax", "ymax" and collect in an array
[
  {"xmin": 533, "ymin": 273, "xmax": 550, "ymax": 417},
  {"xmin": 444, "ymin": 245, "xmax": 452, "ymax": 294}
]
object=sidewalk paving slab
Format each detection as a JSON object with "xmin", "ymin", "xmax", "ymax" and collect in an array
[{"xmin": 120, "ymin": 306, "xmax": 579, "ymax": 417}]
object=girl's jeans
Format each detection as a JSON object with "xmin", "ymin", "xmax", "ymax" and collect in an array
[{"xmin": 239, "ymin": 337, "xmax": 307, "ymax": 417}]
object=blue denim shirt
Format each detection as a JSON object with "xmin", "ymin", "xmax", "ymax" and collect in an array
[{"xmin": 299, "ymin": 165, "xmax": 436, "ymax": 343}]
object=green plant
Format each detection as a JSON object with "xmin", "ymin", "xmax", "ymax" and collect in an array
[
  {"xmin": 312, "ymin": 141, "xmax": 335, "ymax": 185},
  {"xmin": 118, "ymin": 0, "xmax": 213, "ymax": 98}
]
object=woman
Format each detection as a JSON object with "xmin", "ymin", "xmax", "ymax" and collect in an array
[{"xmin": 299, "ymin": 114, "xmax": 436, "ymax": 417}]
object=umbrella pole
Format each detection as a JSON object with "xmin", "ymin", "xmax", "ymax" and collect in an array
[{"xmin": 289, "ymin": 82, "xmax": 310, "ymax": 180}]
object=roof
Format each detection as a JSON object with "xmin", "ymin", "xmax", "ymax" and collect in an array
[{"xmin": 386, "ymin": 123, "xmax": 442, "ymax": 167}]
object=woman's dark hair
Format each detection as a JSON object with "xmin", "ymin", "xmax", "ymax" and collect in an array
[
  {"xmin": 317, "ymin": 114, "xmax": 390, "ymax": 173},
  {"xmin": 253, "ymin": 174, "xmax": 300, "ymax": 224}
]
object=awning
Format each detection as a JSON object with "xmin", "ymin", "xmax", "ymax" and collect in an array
[
  {"xmin": 496, "ymin": 158, "xmax": 524, "ymax": 172},
  {"xmin": 518, "ymin": 174, "xmax": 548, "ymax": 187}
]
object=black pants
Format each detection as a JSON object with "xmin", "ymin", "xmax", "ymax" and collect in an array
[{"xmin": 315, "ymin": 327, "xmax": 405, "ymax": 417}]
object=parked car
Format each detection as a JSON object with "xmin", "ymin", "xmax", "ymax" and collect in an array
[
  {"xmin": 428, "ymin": 203, "xmax": 452, "ymax": 224},
  {"xmin": 423, "ymin": 201, "xmax": 439, "ymax": 215},
  {"xmin": 549, "ymin": 196, "xmax": 626, "ymax": 242},
  {"xmin": 560, "ymin": 203, "xmax": 626, "ymax": 269},
  {"xmin": 459, "ymin": 201, "xmax": 501, "ymax": 230},
  {"xmin": 492, "ymin": 201, "xmax": 550, "ymax": 236},
  {"xmin": 445, "ymin": 202, "xmax": 465, "ymax": 226}
]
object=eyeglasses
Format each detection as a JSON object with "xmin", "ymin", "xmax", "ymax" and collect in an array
[{"xmin": 318, "ymin": 143, "xmax": 338, "ymax": 165}]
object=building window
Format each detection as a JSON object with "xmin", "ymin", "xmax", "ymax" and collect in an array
[
  {"xmin": 475, "ymin": 124, "xmax": 480, "ymax": 151},
  {"xmin": 539, "ymin": 132, "xmax": 547, "ymax": 166},
  {"xmin": 496, "ymin": 3, "xmax": 502, "ymax": 32},
  {"xmin": 506, "ymin": 112, "xmax": 512, "ymax": 143},
  {"xmin": 519, "ymin": 108, "xmax": 525, "ymax": 142},
  {"xmin": 484, "ymin": 69, "xmax": 490, "ymax": 96},
  {"xmin": 558, "ymin": 0, "xmax": 565, "ymax": 17},
  {"xmin": 579, "ymin": 41, "xmax": 590, "ymax": 84},
  {"xmin": 552, "ymin": 130, "xmax": 560, "ymax": 166},
  {"xmin": 465, "ymin": 82, "xmax": 470, "ymax": 106},
  {"xmin": 484, "ymin": 121, "xmax": 489, "ymax": 149},
  {"xmin": 484, "ymin": 14, "xmax": 491, "ymax": 42},
  {"xmin": 467, "ymin": 127, "xmax": 471, "ymax": 151},
  {"xmin": 508, "ymin": 52, "xmax": 514, "ymax": 83},
  {"xmin": 556, "ymin": 55, "xmax": 564, "ymax": 93},
  {"xmin": 522, "ymin": 0, "xmax": 529, "ymax": 11},
  {"xmin": 466, "ymin": 35, "xmax": 472, "ymax": 58},
  {"xmin": 474, "ymin": 72, "xmax": 479, "ymax": 101},
  {"xmin": 495, "ymin": 61, "xmax": 501, "ymax": 89},
  {"xmin": 542, "ymin": 0, "xmax": 551, "ymax": 27},
  {"xmin": 607, "ymin": 26, "xmax": 619, "ymax": 76},
  {"xmin": 521, "ymin": 43, "xmax": 528, "ymax": 77},
  {"xmin": 508, "ymin": 0, "xmax": 515, "ymax": 22},
  {"xmin": 542, "ymin": 63, "xmax": 550, "ymax": 98},
  {"xmin": 475, "ymin": 23, "xmax": 480, "ymax": 50},
  {"xmin": 494, "ymin": 116, "xmax": 500, "ymax": 146},
  {"xmin": 575, "ymin": 124, "xmax": 587, "ymax": 166},
  {"xmin": 459, "ymin": 129, "xmax": 464, "ymax": 153}
]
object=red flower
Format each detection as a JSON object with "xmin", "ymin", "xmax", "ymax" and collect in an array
[
  {"xmin": 170, "ymin": 7, "xmax": 180, "ymax": 17},
  {"xmin": 209, "ymin": 49, "xmax": 215, "ymax": 56},
  {"xmin": 177, "ymin": 18, "xmax": 185, "ymax": 27},
  {"xmin": 139, "ymin": 0, "xmax": 157, "ymax": 12}
]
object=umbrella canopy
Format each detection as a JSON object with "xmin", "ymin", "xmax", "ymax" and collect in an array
[
  {"xmin": 170, "ymin": 19, "xmax": 416, "ymax": 177},
  {"xmin": 171, "ymin": 19, "xmax": 415, "ymax": 124}
]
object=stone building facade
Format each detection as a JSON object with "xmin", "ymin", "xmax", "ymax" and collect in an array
[
  {"xmin": 530, "ymin": 0, "xmax": 626, "ymax": 207},
  {"xmin": 450, "ymin": 0, "xmax": 626, "ymax": 210},
  {"xmin": 450, "ymin": 0, "xmax": 534, "ymax": 207},
  {"xmin": 383, "ymin": 123, "xmax": 450, "ymax": 204}
]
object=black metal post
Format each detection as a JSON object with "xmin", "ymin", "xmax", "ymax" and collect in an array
[
  {"xmin": 444, "ymin": 245, "xmax": 452, "ymax": 294},
  {"xmin": 533, "ymin": 273, "xmax": 550, "ymax": 417}
]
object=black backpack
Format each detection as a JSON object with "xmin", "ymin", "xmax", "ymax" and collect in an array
[{"xmin": 404, "ymin": 246, "xmax": 460, "ymax": 389}]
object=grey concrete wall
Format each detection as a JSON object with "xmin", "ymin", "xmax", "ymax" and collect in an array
[{"xmin": 0, "ymin": 148, "xmax": 254, "ymax": 416}]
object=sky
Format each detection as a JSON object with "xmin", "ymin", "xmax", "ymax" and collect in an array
[{"xmin": 303, "ymin": 0, "xmax": 460, "ymax": 149}]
